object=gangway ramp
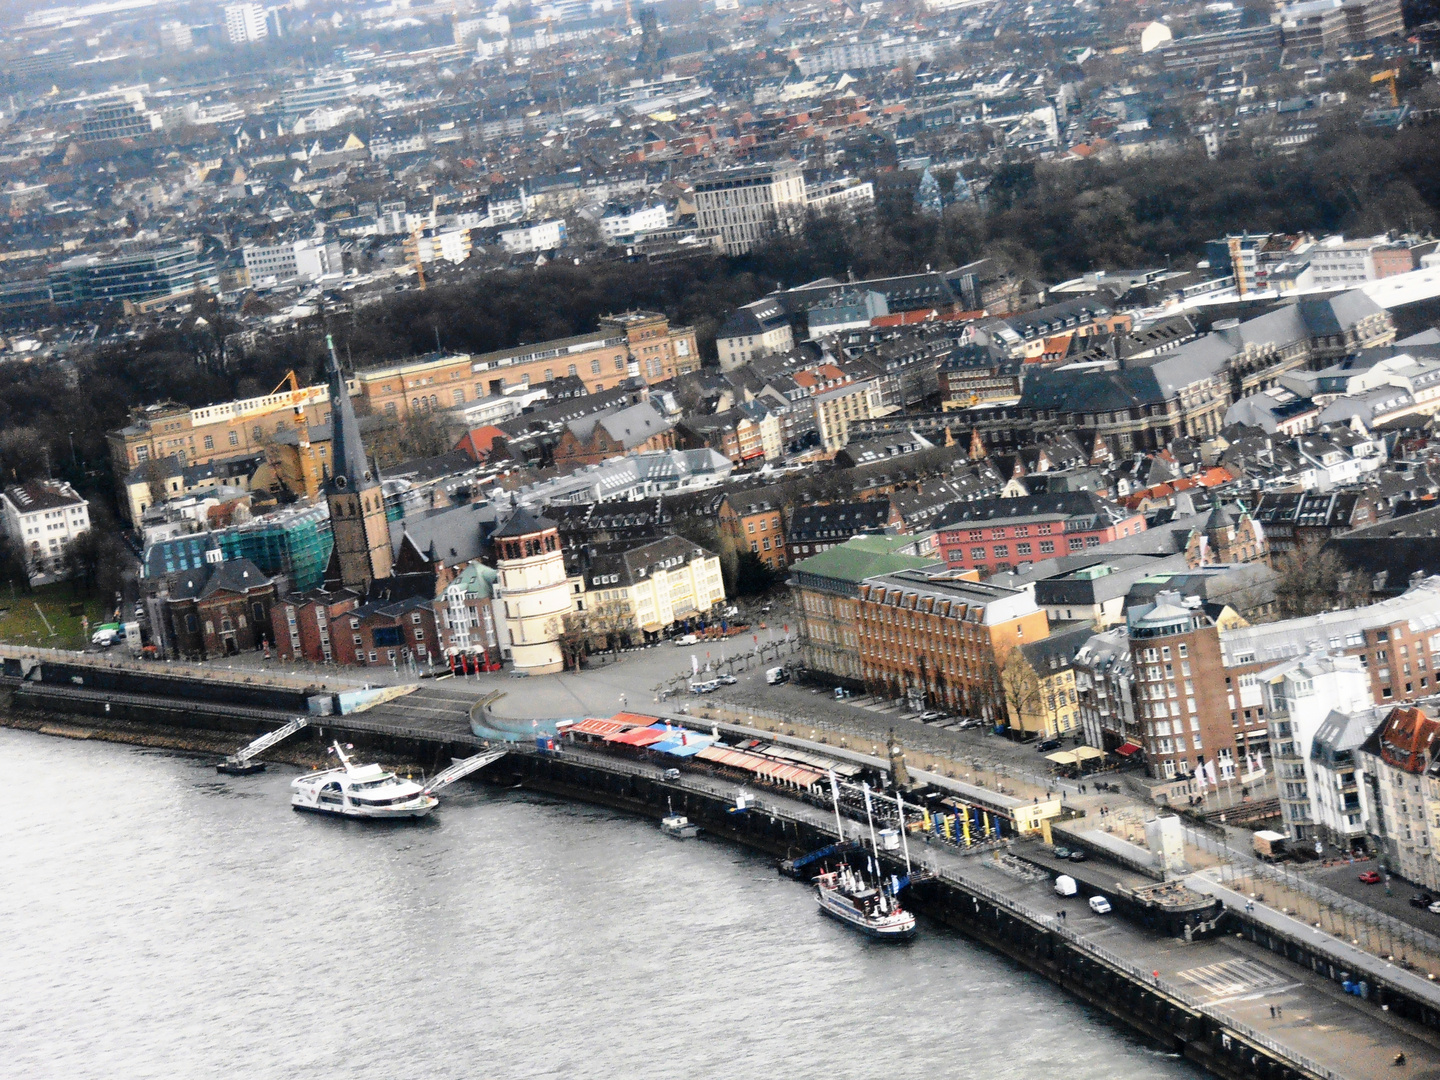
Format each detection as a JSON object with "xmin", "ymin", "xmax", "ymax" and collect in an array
[
  {"xmin": 217, "ymin": 717, "xmax": 309, "ymax": 775},
  {"xmin": 424, "ymin": 747, "xmax": 508, "ymax": 794}
]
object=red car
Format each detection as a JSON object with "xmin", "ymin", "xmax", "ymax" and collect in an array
[{"xmin": 1359, "ymin": 870, "xmax": 1382, "ymax": 884}]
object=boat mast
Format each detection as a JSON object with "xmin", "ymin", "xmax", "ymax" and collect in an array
[
  {"xmin": 862, "ymin": 782, "xmax": 888, "ymax": 911},
  {"xmin": 827, "ymin": 770, "xmax": 845, "ymax": 841},
  {"xmin": 894, "ymin": 788, "xmax": 912, "ymax": 876}
]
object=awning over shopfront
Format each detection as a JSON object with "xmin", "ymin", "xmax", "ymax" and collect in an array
[
  {"xmin": 606, "ymin": 724, "xmax": 669, "ymax": 747},
  {"xmin": 566, "ymin": 717, "xmax": 631, "ymax": 737},
  {"xmin": 1073, "ymin": 746, "xmax": 1106, "ymax": 761},
  {"xmin": 1115, "ymin": 741, "xmax": 1143, "ymax": 757}
]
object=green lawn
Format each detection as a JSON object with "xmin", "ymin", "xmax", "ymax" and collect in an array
[{"xmin": 0, "ymin": 583, "xmax": 115, "ymax": 650}]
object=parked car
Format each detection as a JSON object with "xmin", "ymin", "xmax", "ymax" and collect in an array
[
  {"xmin": 716, "ymin": 674, "xmax": 737, "ymax": 685},
  {"xmin": 918, "ymin": 711, "xmax": 945, "ymax": 722},
  {"xmin": 661, "ymin": 769, "xmax": 681, "ymax": 781},
  {"xmin": 1089, "ymin": 895, "xmax": 1113, "ymax": 915},
  {"xmin": 674, "ymin": 634, "xmax": 699, "ymax": 646},
  {"xmin": 1359, "ymin": 870, "xmax": 1382, "ymax": 884},
  {"xmin": 1036, "ymin": 738, "xmax": 1063, "ymax": 752},
  {"xmin": 1068, "ymin": 850, "xmax": 1088, "ymax": 863},
  {"xmin": 1411, "ymin": 893, "xmax": 1435, "ymax": 910},
  {"xmin": 1428, "ymin": 900, "xmax": 1440, "ymax": 915},
  {"xmin": 1052, "ymin": 847, "xmax": 1072, "ymax": 860}
]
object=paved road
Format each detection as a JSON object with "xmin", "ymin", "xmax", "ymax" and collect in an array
[{"xmin": 1312, "ymin": 861, "xmax": 1440, "ymax": 937}]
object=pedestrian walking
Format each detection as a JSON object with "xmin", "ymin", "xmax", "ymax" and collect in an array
[{"xmin": 1269, "ymin": 1005, "xmax": 1276, "ymax": 1018}]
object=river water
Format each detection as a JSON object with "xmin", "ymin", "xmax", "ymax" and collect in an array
[{"xmin": 1, "ymin": 729, "xmax": 1202, "ymax": 1079}]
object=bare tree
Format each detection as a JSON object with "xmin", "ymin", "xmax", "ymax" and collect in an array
[
  {"xmin": 1273, "ymin": 541, "xmax": 1354, "ymax": 619},
  {"xmin": 559, "ymin": 611, "xmax": 591, "ymax": 670},
  {"xmin": 997, "ymin": 644, "xmax": 1044, "ymax": 735}
]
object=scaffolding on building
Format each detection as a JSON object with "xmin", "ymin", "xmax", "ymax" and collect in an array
[{"xmin": 215, "ymin": 502, "xmax": 334, "ymax": 591}]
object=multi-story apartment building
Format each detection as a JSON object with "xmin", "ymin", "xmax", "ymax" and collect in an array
[
  {"xmin": 1010, "ymin": 624, "xmax": 1094, "ymax": 738},
  {"xmin": 1074, "ymin": 626, "xmax": 1142, "ymax": 753},
  {"xmin": 497, "ymin": 218, "xmax": 565, "ymax": 254},
  {"xmin": 158, "ymin": 21, "xmax": 193, "ymax": 50},
  {"xmin": 790, "ymin": 536, "xmax": 941, "ymax": 686},
  {"xmin": 855, "ymin": 569, "xmax": 1049, "ymax": 718},
  {"xmin": 1358, "ymin": 703, "xmax": 1440, "ymax": 888},
  {"xmin": 224, "ymin": 3, "xmax": 267, "ymax": 44},
  {"xmin": 0, "ymin": 480, "xmax": 91, "ymax": 582},
  {"xmin": 1309, "ymin": 705, "xmax": 1382, "ymax": 851},
  {"xmin": 934, "ymin": 492, "xmax": 1147, "ymax": 575},
  {"xmin": 718, "ymin": 495, "xmax": 787, "ymax": 572},
  {"xmin": 785, "ymin": 500, "xmax": 895, "ymax": 563},
  {"xmin": 1125, "ymin": 589, "xmax": 1254, "ymax": 784},
  {"xmin": 1259, "ymin": 653, "xmax": 1373, "ymax": 842},
  {"xmin": 574, "ymin": 535, "xmax": 726, "ymax": 643},
  {"xmin": 716, "ymin": 299, "xmax": 793, "ymax": 371},
  {"xmin": 814, "ymin": 376, "xmax": 888, "ymax": 452},
  {"xmin": 692, "ymin": 163, "xmax": 807, "ymax": 255}
]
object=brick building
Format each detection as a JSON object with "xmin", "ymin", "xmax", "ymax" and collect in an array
[
  {"xmin": 161, "ymin": 557, "xmax": 277, "ymax": 660},
  {"xmin": 855, "ymin": 569, "xmax": 1049, "ymax": 718},
  {"xmin": 552, "ymin": 402, "xmax": 675, "ymax": 469},
  {"xmin": 934, "ymin": 492, "xmax": 1147, "ymax": 575}
]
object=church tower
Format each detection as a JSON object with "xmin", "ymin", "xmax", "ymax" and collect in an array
[{"xmin": 322, "ymin": 335, "xmax": 393, "ymax": 591}]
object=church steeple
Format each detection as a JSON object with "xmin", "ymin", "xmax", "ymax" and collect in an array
[
  {"xmin": 325, "ymin": 334, "xmax": 374, "ymax": 497},
  {"xmin": 322, "ymin": 334, "xmax": 393, "ymax": 591}
]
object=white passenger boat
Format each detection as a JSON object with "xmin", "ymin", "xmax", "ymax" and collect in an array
[
  {"xmin": 815, "ymin": 864, "xmax": 916, "ymax": 940},
  {"xmin": 291, "ymin": 742, "xmax": 438, "ymax": 820}
]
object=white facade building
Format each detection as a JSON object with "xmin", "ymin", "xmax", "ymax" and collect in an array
[
  {"xmin": 223, "ymin": 3, "xmax": 268, "ymax": 44},
  {"xmin": 599, "ymin": 202, "xmax": 671, "ymax": 243},
  {"xmin": 406, "ymin": 227, "xmax": 473, "ymax": 265},
  {"xmin": 577, "ymin": 536, "xmax": 726, "ymax": 641},
  {"xmin": 692, "ymin": 163, "xmax": 807, "ymax": 256},
  {"xmin": 241, "ymin": 237, "xmax": 343, "ymax": 286},
  {"xmin": 0, "ymin": 480, "xmax": 92, "ymax": 583},
  {"xmin": 498, "ymin": 219, "xmax": 566, "ymax": 254},
  {"xmin": 1261, "ymin": 653, "xmax": 1373, "ymax": 842}
]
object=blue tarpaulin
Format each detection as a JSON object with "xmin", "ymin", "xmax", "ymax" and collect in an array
[{"xmin": 650, "ymin": 735, "xmax": 715, "ymax": 757}]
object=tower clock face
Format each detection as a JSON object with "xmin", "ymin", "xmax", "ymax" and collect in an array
[{"xmin": 334, "ymin": 475, "xmax": 348, "ymax": 490}]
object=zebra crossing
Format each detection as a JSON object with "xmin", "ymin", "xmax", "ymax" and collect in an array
[{"xmin": 1177, "ymin": 958, "xmax": 1298, "ymax": 1001}]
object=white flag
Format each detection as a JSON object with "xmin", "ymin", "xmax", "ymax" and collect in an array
[
  {"xmin": 1195, "ymin": 767, "xmax": 1207, "ymax": 792},
  {"xmin": 1205, "ymin": 759, "xmax": 1218, "ymax": 786},
  {"xmin": 691, "ymin": 654, "xmax": 699, "ymax": 676}
]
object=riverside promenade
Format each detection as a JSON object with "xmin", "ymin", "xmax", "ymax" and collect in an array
[{"xmin": 8, "ymin": 645, "xmax": 1440, "ymax": 1078}]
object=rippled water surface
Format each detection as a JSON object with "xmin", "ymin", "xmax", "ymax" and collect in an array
[{"xmin": 0, "ymin": 729, "xmax": 1202, "ymax": 1079}]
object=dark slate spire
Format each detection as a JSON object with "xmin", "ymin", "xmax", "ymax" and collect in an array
[{"xmin": 324, "ymin": 333, "xmax": 372, "ymax": 494}]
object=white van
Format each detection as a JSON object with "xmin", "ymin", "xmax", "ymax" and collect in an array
[
  {"xmin": 1088, "ymin": 895, "xmax": 1112, "ymax": 915},
  {"xmin": 1054, "ymin": 874, "xmax": 1077, "ymax": 897}
]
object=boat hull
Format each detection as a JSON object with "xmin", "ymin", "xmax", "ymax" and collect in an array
[
  {"xmin": 816, "ymin": 892, "xmax": 917, "ymax": 940},
  {"xmin": 217, "ymin": 761, "xmax": 266, "ymax": 776},
  {"xmin": 291, "ymin": 796, "xmax": 437, "ymax": 820}
]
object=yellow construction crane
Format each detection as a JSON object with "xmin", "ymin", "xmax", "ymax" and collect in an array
[
  {"xmin": 271, "ymin": 370, "xmax": 308, "ymax": 419},
  {"xmin": 409, "ymin": 227, "xmax": 427, "ymax": 290},
  {"xmin": 1371, "ymin": 68, "xmax": 1400, "ymax": 108}
]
